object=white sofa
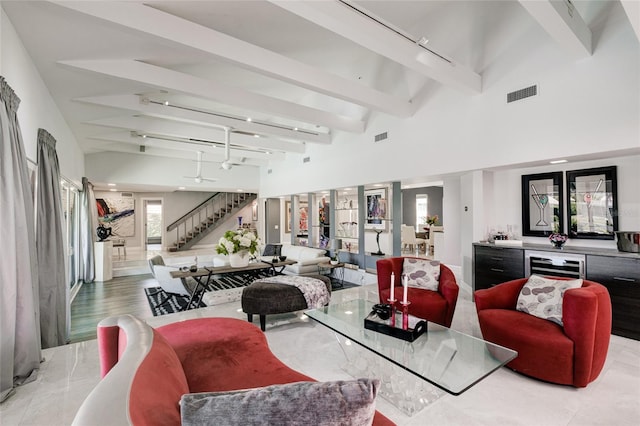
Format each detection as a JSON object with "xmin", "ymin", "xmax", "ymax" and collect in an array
[{"xmin": 261, "ymin": 244, "xmax": 330, "ymax": 275}]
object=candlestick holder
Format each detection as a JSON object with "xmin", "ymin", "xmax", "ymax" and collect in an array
[
  {"xmin": 400, "ymin": 301, "xmax": 411, "ymax": 330},
  {"xmin": 387, "ymin": 300, "xmax": 397, "ymax": 327}
]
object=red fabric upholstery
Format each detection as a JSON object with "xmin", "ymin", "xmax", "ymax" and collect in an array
[
  {"xmin": 83, "ymin": 316, "xmax": 394, "ymax": 426},
  {"xmin": 157, "ymin": 317, "xmax": 315, "ymax": 392},
  {"xmin": 128, "ymin": 331, "xmax": 190, "ymax": 426},
  {"xmin": 474, "ymin": 277, "xmax": 612, "ymax": 387},
  {"xmin": 376, "ymin": 257, "xmax": 459, "ymax": 327}
]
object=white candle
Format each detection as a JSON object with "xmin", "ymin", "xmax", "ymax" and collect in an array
[
  {"xmin": 402, "ymin": 274, "xmax": 408, "ymax": 304},
  {"xmin": 390, "ymin": 272, "xmax": 395, "ymax": 301}
]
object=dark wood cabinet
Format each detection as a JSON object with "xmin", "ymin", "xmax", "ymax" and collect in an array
[
  {"xmin": 473, "ymin": 243, "xmax": 640, "ymax": 341},
  {"xmin": 586, "ymin": 255, "xmax": 640, "ymax": 340},
  {"xmin": 473, "ymin": 245, "xmax": 524, "ymax": 291}
]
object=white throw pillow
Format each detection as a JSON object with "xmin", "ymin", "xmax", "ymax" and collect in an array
[
  {"xmin": 516, "ymin": 275, "xmax": 583, "ymax": 326},
  {"xmin": 403, "ymin": 258, "xmax": 440, "ymax": 291}
]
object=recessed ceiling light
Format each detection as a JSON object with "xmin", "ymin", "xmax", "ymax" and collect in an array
[
  {"xmin": 373, "ymin": 183, "xmax": 384, "ymax": 187},
  {"xmin": 550, "ymin": 159, "xmax": 568, "ymax": 164},
  {"xmin": 254, "ymin": 134, "xmax": 260, "ymax": 138},
  {"xmin": 109, "ymin": 188, "xmax": 117, "ymax": 192},
  {"xmin": 163, "ymin": 100, "xmax": 169, "ymax": 106},
  {"xmin": 107, "ymin": 183, "xmax": 116, "ymax": 186},
  {"xmin": 293, "ymin": 127, "xmax": 298, "ymax": 131},
  {"xmin": 178, "ymin": 186, "xmax": 186, "ymax": 190},
  {"xmin": 237, "ymin": 189, "xmax": 244, "ymax": 192},
  {"xmin": 246, "ymin": 117, "xmax": 252, "ymax": 122},
  {"xmin": 142, "ymin": 134, "xmax": 147, "ymax": 138},
  {"xmin": 417, "ymin": 36, "xmax": 429, "ymax": 46}
]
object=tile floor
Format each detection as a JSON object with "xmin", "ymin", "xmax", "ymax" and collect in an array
[{"xmin": 1, "ymin": 283, "xmax": 639, "ymax": 425}]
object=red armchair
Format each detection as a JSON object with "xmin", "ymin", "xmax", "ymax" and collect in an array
[
  {"xmin": 474, "ymin": 277, "xmax": 612, "ymax": 387},
  {"xmin": 376, "ymin": 257, "xmax": 459, "ymax": 327}
]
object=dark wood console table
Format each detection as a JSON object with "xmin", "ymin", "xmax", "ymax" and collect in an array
[{"xmin": 472, "ymin": 242, "xmax": 640, "ymax": 340}]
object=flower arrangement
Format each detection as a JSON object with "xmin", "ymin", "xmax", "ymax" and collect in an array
[
  {"xmin": 549, "ymin": 232, "xmax": 568, "ymax": 245},
  {"xmin": 425, "ymin": 215, "xmax": 439, "ymax": 226},
  {"xmin": 215, "ymin": 229, "xmax": 260, "ymax": 256}
]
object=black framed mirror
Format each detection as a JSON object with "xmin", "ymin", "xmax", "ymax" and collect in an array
[{"xmin": 567, "ymin": 166, "xmax": 617, "ymax": 240}]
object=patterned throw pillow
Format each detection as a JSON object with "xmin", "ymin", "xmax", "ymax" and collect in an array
[
  {"xmin": 180, "ymin": 379, "xmax": 379, "ymax": 426},
  {"xmin": 516, "ymin": 275, "xmax": 583, "ymax": 326},
  {"xmin": 403, "ymin": 258, "xmax": 440, "ymax": 291}
]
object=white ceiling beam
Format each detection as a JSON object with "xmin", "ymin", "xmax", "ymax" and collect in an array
[
  {"xmin": 518, "ymin": 0, "xmax": 592, "ymax": 59},
  {"xmin": 83, "ymin": 115, "xmax": 306, "ymax": 154},
  {"xmin": 59, "ymin": 59, "xmax": 365, "ymax": 133},
  {"xmin": 74, "ymin": 94, "xmax": 330, "ymax": 145},
  {"xmin": 54, "ymin": 1, "xmax": 413, "ymax": 117},
  {"xmin": 620, "ymin": 0, "xmax": 640, "ymax": 43},
  {"xmin": 88, "ymin": 131, "xmax": 277, "ymax": 165},
  {"xmin": 268, "ymin": 0, "xmax": 481, "ymax": 94}
]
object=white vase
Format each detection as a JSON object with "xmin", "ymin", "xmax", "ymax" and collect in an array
[{"xmin": 229, "ymin": 251, "xmax": 250, "ymax": 268}]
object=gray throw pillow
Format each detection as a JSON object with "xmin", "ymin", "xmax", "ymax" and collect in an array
[
  {"xmin": 403, "ymin": 258, "xmax": 440, "ymax": 291},
  {"xmin": 180, "ymin": 378, "xmax": 380, "ymax": 426},
  {"xmin": 516, "ymin": 275, "xmax": 583, "ymax": 326}
]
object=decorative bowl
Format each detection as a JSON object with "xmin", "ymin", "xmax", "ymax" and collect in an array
[
  {"xmin": 279, "ymin": 255, "xmax": 287, "ymax": 261},
  {"xmin": 615, "ymin": 231, "xmax": 640, "ymax": 253}
]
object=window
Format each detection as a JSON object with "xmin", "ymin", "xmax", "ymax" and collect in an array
[
  {"xmin": 416, "ymin": 195, "xmax": 428, "ymax": 230},
  {"xmin": 61, "ymin": 178, "xmax": 80, "ymax": 290}
]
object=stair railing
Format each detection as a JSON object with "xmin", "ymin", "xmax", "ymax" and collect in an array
[{"xmin": 166, "ymin": 192, "xmax": 254, "ymax": 251}]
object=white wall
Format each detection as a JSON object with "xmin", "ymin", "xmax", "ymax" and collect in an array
[
  {"xmin": 488, "ymin": 154, "xmax": 640, "ymax": 250},
  {"xmin": 258, "ymin": 2, "xmax": 638, "ymax": 198},
  {"xmin": 1, "ymin": 9, "xmax": 84, "ymax": 184}
]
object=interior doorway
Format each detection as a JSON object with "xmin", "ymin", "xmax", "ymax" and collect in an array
[{"xmin": 143, "ymin": 199, "xmax": 163, "ymax": 251}]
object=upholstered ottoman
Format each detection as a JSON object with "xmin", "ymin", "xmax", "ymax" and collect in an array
[{"xmin": 242, "ymin": 275, "xmax": 331, "ymax": 331}]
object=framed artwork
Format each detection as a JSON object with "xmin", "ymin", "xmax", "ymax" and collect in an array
[
  {"xmin": 96, "ymin": 196, "xmax": 135, "ymax": 237},
  {"xmin": 285, "ymin": 200, "xmax": 308, "ymax": 234},
  {"xmin": 365, "ymin": 188, "xmax": 388, "ymax": 230},
  {"xmin": 521, "ymin": 172, "xmax": 563, "ymax": 236},
  {"xmin": 567, "ymin": 166, "xmax": 617, "ymax": 240}
]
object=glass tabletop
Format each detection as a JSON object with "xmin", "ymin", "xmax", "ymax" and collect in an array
[{"xmin": 305, "ymin": 299, "xmax": 517, "ymax": 395}]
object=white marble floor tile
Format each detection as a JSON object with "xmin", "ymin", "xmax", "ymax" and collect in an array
[{"xmin": 1, "ymin": 283, "xmax": 638, "ymax": 426}]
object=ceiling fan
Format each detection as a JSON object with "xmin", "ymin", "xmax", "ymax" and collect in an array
[
  {"xmin": 184, "ymin": 151, "xmax": 218, "ymax": 183},
  {"xmin": 220, "ymin": 127, "xmax": 248, "ymax": 170}
]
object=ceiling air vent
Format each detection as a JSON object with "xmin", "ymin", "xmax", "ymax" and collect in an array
[
  {"xmin": 303, "ymin": 156, "xmax": 311, "ymax": 163},
  {"xmin": 374, "ymin": 132, "xmax": 388, "ymax": 142},
  {"xmin": 507, "ymin": 85, "xmax": 537, "ymax": 103},
  {"xmin": 121, "ymin": 192, "xmax": 133, "ymax": 198}
]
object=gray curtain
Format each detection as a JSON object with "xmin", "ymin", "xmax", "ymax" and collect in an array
[
  {"xmin": 0, "ymin": 77, "xmax": 41, "ymax": 402},
  {"xmin": 36, "ymin": 129, "xmax": 68, "ymax": 348},
  {"xmin": 79, "ymin": 177, "xmax": 97, "ymax": 283}
]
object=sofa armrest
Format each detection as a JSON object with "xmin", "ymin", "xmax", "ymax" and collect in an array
[
  {"xmin": 474, "ymin": 278, "xmax": 527, "ymax": 312},
  {"xmin": 563, "ymin": 281, "xmax": 612, "ymax": 387}
]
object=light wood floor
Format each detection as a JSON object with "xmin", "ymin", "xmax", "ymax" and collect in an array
[{"xmin": 69, "ymin": 274, "xmax": 157, "ymax": 343}]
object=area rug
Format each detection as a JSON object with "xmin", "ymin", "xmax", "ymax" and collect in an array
[
  {"xmin": 145, "ymin": 272, "xmax": 359, "ymax": 316},
  {"xmin": 145, "ymin": 269, "xmax": 274, "ymax": 316}
]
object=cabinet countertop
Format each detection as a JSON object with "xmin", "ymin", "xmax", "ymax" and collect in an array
[{"xmin": 473, "ymin": 241, "xmax": 640, "ymax": 259}]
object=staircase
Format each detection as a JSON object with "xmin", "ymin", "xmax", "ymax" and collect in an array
[{"xmin": 167, "ymin": 192, "xmax": 257, "ymax": 252}]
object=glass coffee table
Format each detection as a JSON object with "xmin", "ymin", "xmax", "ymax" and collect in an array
[{"xmin": 306, "ymin": 299, "xmax": 517, "ymax": 415}]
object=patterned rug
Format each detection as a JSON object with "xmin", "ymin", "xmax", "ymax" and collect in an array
[
  {"xmin": 145, "ymin": 271, "xmax": 359, "ymax": 316},
  {"xmin": 145, "ymin": 269, "xmax": 274, "ymax": 316}
]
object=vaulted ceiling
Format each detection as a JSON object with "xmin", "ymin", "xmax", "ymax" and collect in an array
[{"xmin": 3, "ymin": 1, "xmax": 639, "ymax": 190}]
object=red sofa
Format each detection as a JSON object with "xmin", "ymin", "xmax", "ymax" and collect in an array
[
  {"xmin": 72, "ymin": 315, "xmax": 394, "ymax": 425},
  {"xmin": 474, "ymin": 277, "xmax": 612, "ymax": 387},
  {"xmin": 376, "ymin": 257, "xmax": 459, "ymax": 327}
]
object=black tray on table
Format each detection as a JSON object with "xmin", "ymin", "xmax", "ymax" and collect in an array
[{"xmin": 364, "ymin": 309, "xmax": 427, "ymax": 342}]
